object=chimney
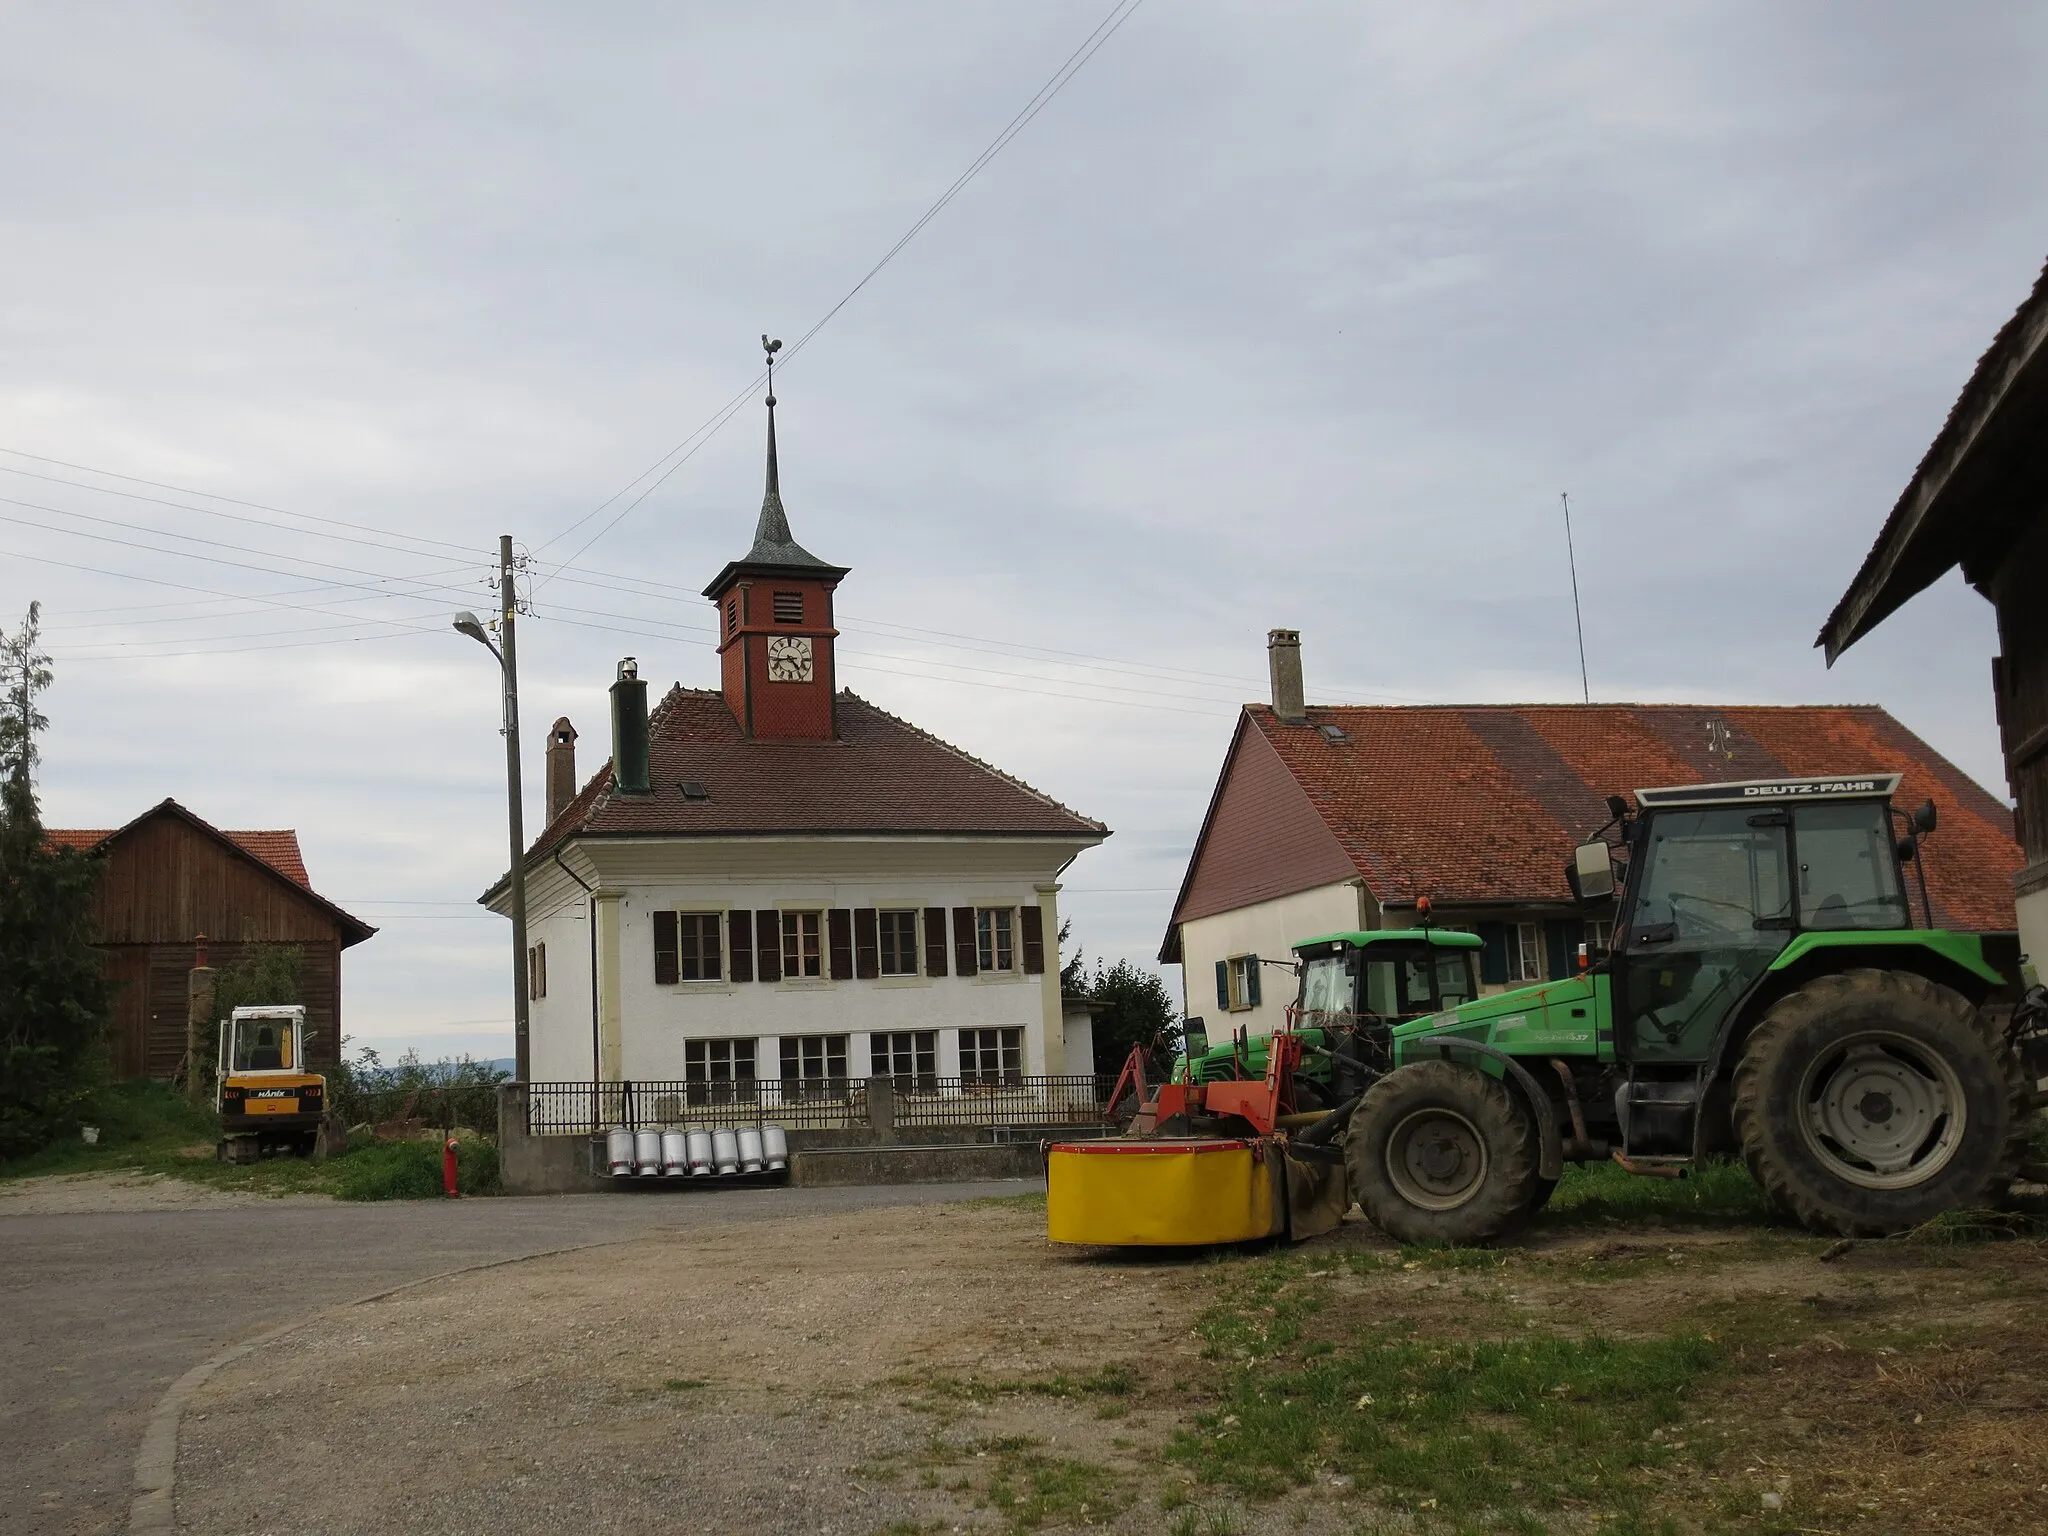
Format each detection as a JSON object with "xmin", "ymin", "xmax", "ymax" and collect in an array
[
  {"xmin": 1267, "ymin": 629, "xmax": 1305, "ymax": 723},
  {"xmin": 545, "ymin": 717, "xmax": 579, "ymax": 823},
  {"xmin": 609, "ymin": 659, "xmax": 650, "ymax": 796}
]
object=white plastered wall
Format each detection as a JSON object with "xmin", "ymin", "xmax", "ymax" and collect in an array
[{"xmin": 501, "ymin": 836, "xmax": 1092, "ymax": 1082}]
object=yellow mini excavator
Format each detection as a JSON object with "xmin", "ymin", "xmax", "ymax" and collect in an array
[{"xmin": 215, "ymin": 1005, "xmax": 346, "ymax": 1162}]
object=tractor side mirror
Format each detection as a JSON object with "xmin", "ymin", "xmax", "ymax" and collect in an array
[
  {"xmin": 1605, "ymin": 794, "xmax": 1630, "ymax": 822},
  {"xmin": 1912, "ymin": 799, "xmax": 1938, "ymax": 837},
  {"xmin": 1182, "ymin": 1017, "xmax": 1209, "ymax": 1055},
  {"xmin": 1896, "ymin": 838, "xmax": 1916, "ymax": 862},
  {"xmin": 1571, "ymin": 841, "xmax": 1615, "ymax": 902}
]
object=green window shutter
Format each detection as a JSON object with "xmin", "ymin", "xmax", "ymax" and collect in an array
[
  {"xmin": 1215, "ymin": 960, "xmax": 1230, "ymax": 1010},
  {"xmin": 1555, "ymin": 920, "xmax": 1585, "ymax": 979},
  {"xmin": 1247, "ymin": 957, "xmax": 1262, "ymax": 1008},
  {"xmin": 1545, "ymin": 922, "xmax": 1570, "ymax": 982},
  {"xmin": 1478, "ymin": 922, "xmax": 1508, "ymax": 986}
]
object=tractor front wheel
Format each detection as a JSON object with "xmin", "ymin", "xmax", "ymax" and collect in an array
[
  {"xmin": 1733, "ymin": 968, "xmax": 2027, "ymax": 1236},
  {"xmin": 1345, "ymin": 1060, "xmax": 1542, "ymax": 1245}
]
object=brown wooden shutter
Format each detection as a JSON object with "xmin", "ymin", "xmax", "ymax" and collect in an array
[
  {"xmin": 854, "ymin": 907, "xmax": 879, "ymax": 979},
  {"xmin": 728, "ymin": 910, "xmax": 754, "ymax": 983},
  {"xmin": 828, "ymin": 908, "xmax": 854, "ymax": 980},
  {"xmin": 1020, "ymin": 905, "xmax": 1045, "ymax": 975},
  {"xmin": 953, "ymin": 906, "xmax": 978, "ymax": 977},
  {"xmin": 755, "ymin": 910, "xmax": 782, "ymax": 982},
  {"xmin": 653, "ymin": 909, "xmax": 679, "ymax": 985},
  {"xmin": 924, "ymin": 907, "xmax": 949, "ymax": 976}
]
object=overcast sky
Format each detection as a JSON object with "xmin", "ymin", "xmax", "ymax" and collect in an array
[{"xmin": 4, "ymin": 2, "xmax": 2044, "ymax": 1063}]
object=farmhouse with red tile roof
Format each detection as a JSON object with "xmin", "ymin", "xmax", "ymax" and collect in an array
[
  {"xmin": 1162, "ymin": 632, "xmax": 2020, "ymax": 1037},
  {"xmin": 484, "ymin": 392, "xmax": 1107, "ymax": 1091}
]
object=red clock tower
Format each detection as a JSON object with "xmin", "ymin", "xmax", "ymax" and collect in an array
[{"xmin": 702, "ymin": 349, "xmax": 849, "ymax": 741}]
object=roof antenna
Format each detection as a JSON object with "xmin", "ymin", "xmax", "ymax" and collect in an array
[{"xmin": 1561, "ymin": 491, "xmax": 1590, "ymax": 704}]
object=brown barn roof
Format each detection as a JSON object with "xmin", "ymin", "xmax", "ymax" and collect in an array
[
  {"xmin": 1164, "ymin": 703, "xmax": 2019, "ymax": 957},
  {"xmin": 49, "ymin": 798, "xmax": 373, "ymax": 945},
  {"xmin": 496, "ymin": 688, "xmax": 1106, "ymax": 893}
]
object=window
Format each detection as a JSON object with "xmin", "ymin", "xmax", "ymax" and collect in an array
[
  {"xmin": 976, "ymin": 908, "xmax": 1015, "ymax": 972},
  {"xmin": 772, "ymin": 590, "xmax": 804, "ymax": 624},
  {"xmin": 1507, "ymin": 922, "xmax": 1544, "ymax": 983},
  {"xmin": 684, "ymin": 1038, "xmax": 756, "ymax": 1104},
  {"xmin": 780, "ymin": 1034, "xmax": 848, "ymax": 1097},
  {"xmin": 527, "ymin": 942, "xmax": 547, "ymax": 999},
  {"xmin": 1794, "ymin": 802, "xmax": 1908, "ymax": 931},
  {"xmin": 781, "ymin": 911, "xmax": 823, "ymax": 979},
  {"xmin": 1298, "ymin": 953, "xmax": 1355, "ymax": 1023},
  {"xmin": 960, "ymin": 1027, "xmax": 1023, "ymax": 1087},
  {"xmin": 1585, "ymin": 918, "xmax": 1614, "ymax": 960},
  {"xmin": 1226, "ymin": 954, "xmax": 1261, "ymax": 1011},
  {"xmin": 871, "ymin": 1030, "xmax": 937, "ymax": 1092},
  {"xmin": 878, "ymin": 909, "xmax": 920, "ymax": 976},
  {"xmin": 1435, "ymin": 949, "xmax": 1476, "ymax": 1007},
  {"xmin": 654, "ymin": 912, "xmax": 723, "ymax": 983}
]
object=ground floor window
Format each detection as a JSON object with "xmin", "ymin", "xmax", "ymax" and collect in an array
[
  {"xmin": 780, "ymin": 1034, "xmax": 849, "ymax": 1097},
  {"xmin": 959, "ymin": 1027, "xmax": 1023, "ymax": 1087},
  {"xmin": 685, "ymin": 1037, "xmax": 757, "ymax": 1104},
  {"xmin": 871, "ymin": 1030, "xmax": 937, "ymax": 1093}
]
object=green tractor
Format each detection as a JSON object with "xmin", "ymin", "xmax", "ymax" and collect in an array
[{"xmin": 1329, "ymin": 773, "xmax": 2044, "ymax": 1242}]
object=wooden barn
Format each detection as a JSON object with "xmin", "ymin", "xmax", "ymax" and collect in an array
[{"xmin": 48, "ymin": 799, "xmax": 376, "ymax": 1080}]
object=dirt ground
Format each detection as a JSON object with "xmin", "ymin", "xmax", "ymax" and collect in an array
[{"xmin": 170, "ymin": 1197, "xmax": 2048, "ymax": 1536}]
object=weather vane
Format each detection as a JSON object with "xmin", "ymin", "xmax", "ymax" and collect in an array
[{"xmin": 762, "ymin": 334, "xmax": 782, "ymax": 405}]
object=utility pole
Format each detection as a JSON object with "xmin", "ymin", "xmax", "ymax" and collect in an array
[{"xmin": 500, "ymin": 535, "xmax": 531, "ymax": 1082}]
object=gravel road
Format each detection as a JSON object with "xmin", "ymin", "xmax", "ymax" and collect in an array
[{"xmin": 1, "ymin": 1176, "xmax": 1040, "ymax": 1536}]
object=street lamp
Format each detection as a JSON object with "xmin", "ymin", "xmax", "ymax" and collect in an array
[{"xmin": 454, "ymin": 540, "xmax": 530, "ymax": 1082}]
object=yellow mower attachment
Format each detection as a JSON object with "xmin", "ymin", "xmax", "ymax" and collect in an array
[{"xmin": 1048, "ymin": 1137, "xmax": 1288, "ymax": 1246}]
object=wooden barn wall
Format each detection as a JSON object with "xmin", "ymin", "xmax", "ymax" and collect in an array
[
  {"xmin": 102, "ymin": 939, "xmax": 343, "ymax": 1082},
  {"xmin": 94, "ymin": 816, "xmax": 342, "ymax": 946}
]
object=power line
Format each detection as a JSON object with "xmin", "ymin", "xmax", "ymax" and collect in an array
[{"xmin": 534, "ymin": 0, "xmax": 1153, "ymax": 579}]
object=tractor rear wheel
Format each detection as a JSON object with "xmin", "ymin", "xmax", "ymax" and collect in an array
[
  {"xmin": 1345, "ymin": 1060, "xmax": 1542, "ymax": 1245},
  {"xmin": 1733, "ymin": 968, "xmax": 2027, "ymax": 1237}
]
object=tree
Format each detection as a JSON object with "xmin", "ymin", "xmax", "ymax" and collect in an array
[
  {"xmin": 196, "ymin": 944, "xmax": 303, "ymax": 1102},
  {"xmin": 0, "ymin": 604, "xmax": 109, "ymax": 1158},
  {"xmin": 1085, "ymin": 959, "xmax": 1182, "ymax": 1075}
]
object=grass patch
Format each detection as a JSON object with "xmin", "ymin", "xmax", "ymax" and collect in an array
[
  {"xmin": 662, "ymin": 1378, "xmax": 709, "ymax": 1392},
  {"xmin": 0, "ymin": 1079, "xmax": 501, "ymax": 1199},
  {"xmin": 984, "ymin": 1447, "xmax": 1126, "ymax": 1530},
  {"xmin": 1540, "ymin": 1156, "xmax": 1779, "ymax": 1227},
  {"xmin": 1169, "ymin": 1253, "xmax": 1717, "ymax": 1528}
]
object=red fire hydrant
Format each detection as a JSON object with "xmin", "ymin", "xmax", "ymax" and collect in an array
[{"xmin": 443, "ymin": 1136, "xmax": 460, "ymax": 1198}]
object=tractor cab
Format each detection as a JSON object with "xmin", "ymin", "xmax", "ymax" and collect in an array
[{"xmin": 1293, "ymin": 928, "xmax": 1484, "ymax": 1096}]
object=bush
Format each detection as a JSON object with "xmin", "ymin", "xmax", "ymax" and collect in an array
[{"xmin": 326, "ymin": 1137, "xmax": 500, "ymax": 1201}]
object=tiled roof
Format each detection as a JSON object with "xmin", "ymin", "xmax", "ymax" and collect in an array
[
  {"xmin": 1203, "ymin": 703, "xmax": 2017, "ymax": 933},
  {"xmin": 514, "ymin": 688, "xmax": 1107, "ymax": 875},
  {"xmin": 47, "ymin": 823, "xmax": 313, "ymax": 889}
]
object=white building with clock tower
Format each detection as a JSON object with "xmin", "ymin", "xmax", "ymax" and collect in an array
[{"xmin": 487, "ymin": 376, "xmax": 1110, "ymax": 1099}]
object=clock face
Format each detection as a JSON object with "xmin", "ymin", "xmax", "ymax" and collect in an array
[{"xmin": 765, "ymin": 634, "xmax": 814, "ymax": 683}]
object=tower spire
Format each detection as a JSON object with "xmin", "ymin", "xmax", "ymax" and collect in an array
[{"xmin": 762, "ymin": 333, "xmax": 781, "ymax": 505}]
